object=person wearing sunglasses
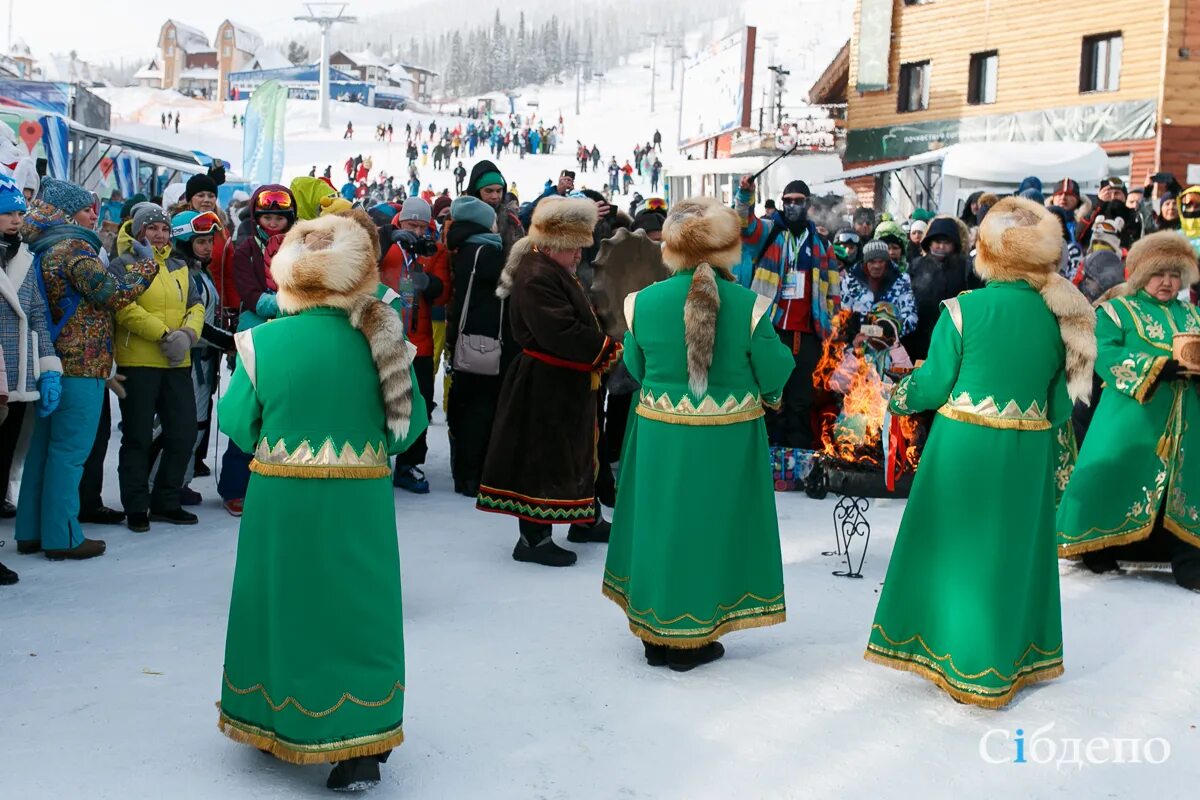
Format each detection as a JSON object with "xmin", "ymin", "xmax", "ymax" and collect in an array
[
  {"xmin": 736, "ymin": 175, "xmax": 841, "ymax": 453},
  {"xmin": 110, "ymin": 204, "xmax": 205, "ymax": 533},
  {"xmin": 168, "ymin": 210, "xmax": 234, "ymax": 507},
  {"xmin": 218, "ymin": 184, "xmax": 296, "ymax": 517}
]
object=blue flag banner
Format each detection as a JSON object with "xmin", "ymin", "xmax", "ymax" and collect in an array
[{"xmin": 38, "ymin": 114, "xmax": 69, "ymax": 180}]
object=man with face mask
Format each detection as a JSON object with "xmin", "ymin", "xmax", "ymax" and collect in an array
[
  {"xmin": 735, "ymin": 175, "xmax": 839, "ymax": 451},
  {"xmin": 902, "ymin": 216, "xmax": 981, "ymax": 361}
]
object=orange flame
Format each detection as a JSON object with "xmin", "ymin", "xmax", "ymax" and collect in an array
[{"xmin": 814, "ymin": 311, "xmax": 921, "ymax": 472}]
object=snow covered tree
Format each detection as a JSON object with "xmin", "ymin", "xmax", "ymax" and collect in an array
[{"xmin": 286, "ymin": 41, "xmax": 310, "ymax": 66}]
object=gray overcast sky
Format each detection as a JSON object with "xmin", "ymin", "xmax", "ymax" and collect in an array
[{"xmin": 9, "ymin": 0, "xmax": 417, "ymax": 64}]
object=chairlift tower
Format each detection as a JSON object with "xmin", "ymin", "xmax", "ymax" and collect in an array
[{"xmin": 295, "ymin": 2, "xmax": 358, "ymax": 131}]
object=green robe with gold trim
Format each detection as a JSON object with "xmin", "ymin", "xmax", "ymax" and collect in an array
[
  {"xmin": 1057, "ymin": 291, "xmax": 1200, "ymax": 555},
  {"xmin": 602, "ymin": 272, "xmax": 795, "ymax": 647},
  {"xmin": 216, "ymin": 307, "xmax": 427, "ymax": 764},
  {"xmin": 866, "ymin": 281, "xmax": 1070, "ymax": 707}
]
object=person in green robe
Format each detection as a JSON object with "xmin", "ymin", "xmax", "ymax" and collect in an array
[
  {"xmin": 603, "ymin": 196, "xmax": 795, "ymax": 672},
  {"xmin": 865, "ymin": 197, "xmax": 1097, "ymax": 707},
  {"xmin": 217, "ymin": 210, "xmax": 427, "ymax": 791},
  {"xmin": 1057, "ymin": 231, "xmax": 1200, "ymax": 590}
]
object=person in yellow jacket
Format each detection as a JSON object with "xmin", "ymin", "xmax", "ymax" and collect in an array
[{"xmin": 110, "ymin": 204, "xmax": 204, "ymax": 532}]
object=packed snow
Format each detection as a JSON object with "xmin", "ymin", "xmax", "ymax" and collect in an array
[{"xmin": 4, "ymin": 31, "xmax": 1199, "ymax": 800}]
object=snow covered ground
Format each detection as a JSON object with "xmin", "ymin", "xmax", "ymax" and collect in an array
[
  {"xmin": 2, "ymin": 403, "xmax": 1199, "ymax": 799},
  {"xmin": 4, "ymin": 29, "xmax": 1198, "ymax": 800}
]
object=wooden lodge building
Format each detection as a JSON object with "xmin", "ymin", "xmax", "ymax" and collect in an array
[{"xmin": 811, "ymin": 0, "xmax": 1200, "ymax": 206}]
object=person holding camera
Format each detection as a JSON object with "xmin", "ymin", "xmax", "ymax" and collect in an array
[{"xmin": 379, "ymin": 198, "xmax": 451, "ymax": 494}]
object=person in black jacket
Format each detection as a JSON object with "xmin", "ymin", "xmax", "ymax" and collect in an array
[
  {"xmin": 445, "ymin": 195, "xmax": 517, "ymax": 497},
  {"xmin": 902, "ymin": 216, "xmax": 982, "ymax": 361}
]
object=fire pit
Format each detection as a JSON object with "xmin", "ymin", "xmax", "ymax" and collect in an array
[{"xmin": 807, "ymin": 454, "xmax": 914, "ymax": 499}]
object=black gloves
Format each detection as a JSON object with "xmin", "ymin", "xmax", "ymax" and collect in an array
[{"xmin": 207, "ymin": 163, "xmax": 226, "ymax": 187}]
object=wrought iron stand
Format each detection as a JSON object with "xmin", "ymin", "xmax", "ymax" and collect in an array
[{"xmin": 829, "ymin": 495, "xmax": 871, "ymax": 579}]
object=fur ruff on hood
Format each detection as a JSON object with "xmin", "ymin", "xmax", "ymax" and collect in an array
[
  {"xmin": 659, "ymin": 197, "xmax": 743, "ymax": 397},
  {"xmin": 975, "ymin": 197, "xmax": 1097, "ymax": 405},
  {"xmin": 1123, "ymin": 230, "xmax": 1199, "ymax": 295},
  {"xmin": 270, "ymin": 209, "xmax": 415, "ymax": 440},
  {"xmin": 497, "ymin": 197, "xmax": 598, "ymax": 299}
]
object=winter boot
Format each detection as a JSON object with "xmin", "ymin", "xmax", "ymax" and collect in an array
[
  {"xmin": 567, "ymin": 516, "xmax": 611, "ymax": 544},
  {"xmin": 179, "ymin": 487, "xmax": 203, "ymax": 506},
  {"xmin": 513, "ymin": 522, "xmax": 577, "ymax": 567},
  {"xmin": 0, "ymin": 500, "xmax": 15, "ymax": 519},
  {"xmin": 150, "ymin": 508, "xmax": 199, "ymax": 525},
  {"xmin": 1081, "ymin": 550, "xmax": 1122, "ymax": 574},
  {"xmin": 44, "ymin": 538, "xmax": 106, "ymax": 561},
  {"xmin": 17, "ymin": 540, "xmax": 42, "ymax": 555},
  {"xmin": 0, "ymin": 560, "xmax": 17, "ymax": 585},
  {"xmin": 78, "ymin": 506, "xmax": 125, "ymax": 525},
  {"xmin": 643, "ymin": 641, "xmax": 668, "ymax": 667},
  {"xmin": 193, "ymin": 460, "xmax": 211, "ymax": 478},
  {"xmin": 127, "ymin": 512, "xmax": 151, "ymax": 533},
  {"xmin": 326, "ymin": 756, "xmax": 382, "ymax": 792},
  {"xmin": 1171, "ymin": 550, "xmax": 1200, "ymax": 592},
  {"xmin": 667, "ymin": 642, "xmax": 726, "ymax": 673},
  {"xmin": 393, "ymin": 466, "xmax": 430, "ymax": 494}
]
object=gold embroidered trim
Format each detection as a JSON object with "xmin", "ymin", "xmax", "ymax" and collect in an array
[
  {"xmin": 1115, "ymin": 296, "xmax": 1172, "ymax": 352},
  {"xmin": 250, "ymin": 461, "xmax": 392, "ymax": 479},
  {"xmin": 602, "ymin": 583, "xmax": 785, "ymax": 648},
  {"xmin": 1057, "ymin": 519, "xmax": 1155, "ymax": 557},
  {"xmin": 637, "ymin": 389, "xmax": 764, "ymax": 426},
  {"xmin": 941, "ymin": 392, "xmax": 1047, "ymax": 422},
  {"xmin": 234, "ymin": 330, "xmax": 257, "ymax": 389},
  {"xmin": 751, "ymin": 294, "xmax": 773, "ymax": 333},
  {"xmin": 937, "ymin": 407, "xmax": 1051, "ymax": 430},
  {"xmin": 863, "ymin": 648, "xmax": 1063, "ymax": 709},
  {"xmin": 624, "ymin": 291, "xmax": 639, "ymax": 334},
  {"xmin": 1131, "ymin": 356, "xmax": 1168, "ymax": 404},
  {"xmin": 222, "ymin": 670, "xmax": 405, "ymax": 718},
  {"xmin": 1162, "ymin": 515, "xmax": 1200, "ymax": 549},
  {"xmin": 217, "ymin": 710, "xmax": 403, "ymax": 765},
  {"xmin": 253, "ymin": 437, "xmax": 389, "ymax": 472},
  {"xmin": 868, "ymin": 624, "xmax": 1062, "ymax": 681},
  {"xmin": 1101, "ymin": 302, "xmax": 1121, "ymax": 327}
]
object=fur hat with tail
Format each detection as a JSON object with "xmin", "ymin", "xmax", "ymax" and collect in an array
[
  {"xmin": 661, "ymin": 196, "xmax": 742, "ymax": 271},
  {"xmin": 270, "ymin": 209, "xmax": 415, "ymax": 440},
  {"xmin": 660, "ymin": 197, "xmax": 743, "ymax": 396},
  {"xmin": 973, "ymin": 197, "xmax": 1097, "ymax": 404}
]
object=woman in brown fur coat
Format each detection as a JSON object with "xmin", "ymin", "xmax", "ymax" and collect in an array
[{"xmin": 476, "ymin": 197, "xmax": 622, "ymax": 567}]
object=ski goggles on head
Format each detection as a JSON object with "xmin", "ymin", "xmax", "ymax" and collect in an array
[
  {"xmin": 835, "ymin": 231, "xmax": 861, "ymax": 245},
  {"xmin": 643, "ymin": 197, "xmax": 667, "ymax": 212},
  {"xmin": 255, "ymin": 190, "xmax": 293, "ymax": 211},
  {"xmin": 173, "ymin": 211, "xmax": 223, "ymax": 239}
]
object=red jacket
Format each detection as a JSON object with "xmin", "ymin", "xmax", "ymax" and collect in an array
[{"xmin": 378, "ymin": 240, "xmax": 451, "ymax": 357}]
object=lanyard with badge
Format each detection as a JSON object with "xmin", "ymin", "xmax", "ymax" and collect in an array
[
  {"xmin": 780, "ymin": 228, "xmax": 809, "ymax": 301},
  {"xmin": 396, "ymin": 251, "xmax": 418, "ymax": 329}
]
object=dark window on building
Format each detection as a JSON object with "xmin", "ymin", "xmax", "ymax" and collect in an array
[
  {"xmin": 967, "ymin": 51, "xmax": 998, "ymax": 105},
  {"xmin": 1080, "ymin": 32, "xmax": 1122, "ymax": 92},
  {"xmin": 897, "ymin": 61, "xmax": 930, "ymax": 112}
]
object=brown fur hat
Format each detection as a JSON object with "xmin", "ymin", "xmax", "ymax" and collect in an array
[
  {"xmin": 1124, "ymin": 231, "xmax": 1199, "ymax": 295},
  {"xmin": 270, "ymin": 208, "xmax": 415, "ymax": 440},
  {"xmin": 526, "ymin": 196, "xmax": 598, "ymax": 251},
  {"xmin": 661, "ymin": 196, "xmax": 742, "ymax": 271},
  {"xmin": 974, "ymin": 197, "xmax": 1063, "ymax": 287},
  {"xmin": 272, "ymin": 210, "xmax": 379, "ymax": 313}
]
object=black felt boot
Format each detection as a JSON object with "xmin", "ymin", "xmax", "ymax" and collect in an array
[
  {"xmin": 326, "ymin": 756, "xmax": 382, "ymax": 792},
  {"xmin": 512, "ymin": 520, "xmax": 576, "ymax": 567},
  {"xmin": 667, "ymin": 642, "xmax": 726, "ymax": 673}
]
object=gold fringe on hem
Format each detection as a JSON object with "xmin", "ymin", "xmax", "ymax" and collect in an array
[
  {"xmin": 217, "ymin": 712, "xmax": 403, "ymax": 765},
  {"xmin": 602, "ymin": 583, "xmax": 786, "ymax": 649},
  {"xmin": 1057, "ymin": 521, "xmax": 1155, "ymax": 557},
  {"xmin": 249, "ymin": 460, "xmax": 392, "ymax": 480},
  {"xmin": 936, "ymin": 406, "xmax": 1051, "ymax": 431},
  {"xmin": 862, "ymin": 648, "xmax": 1063, "ymax": 709},
  {"xmin": 1162, "ymin": 516, "xmax": 1200, "ymax": 549}
]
